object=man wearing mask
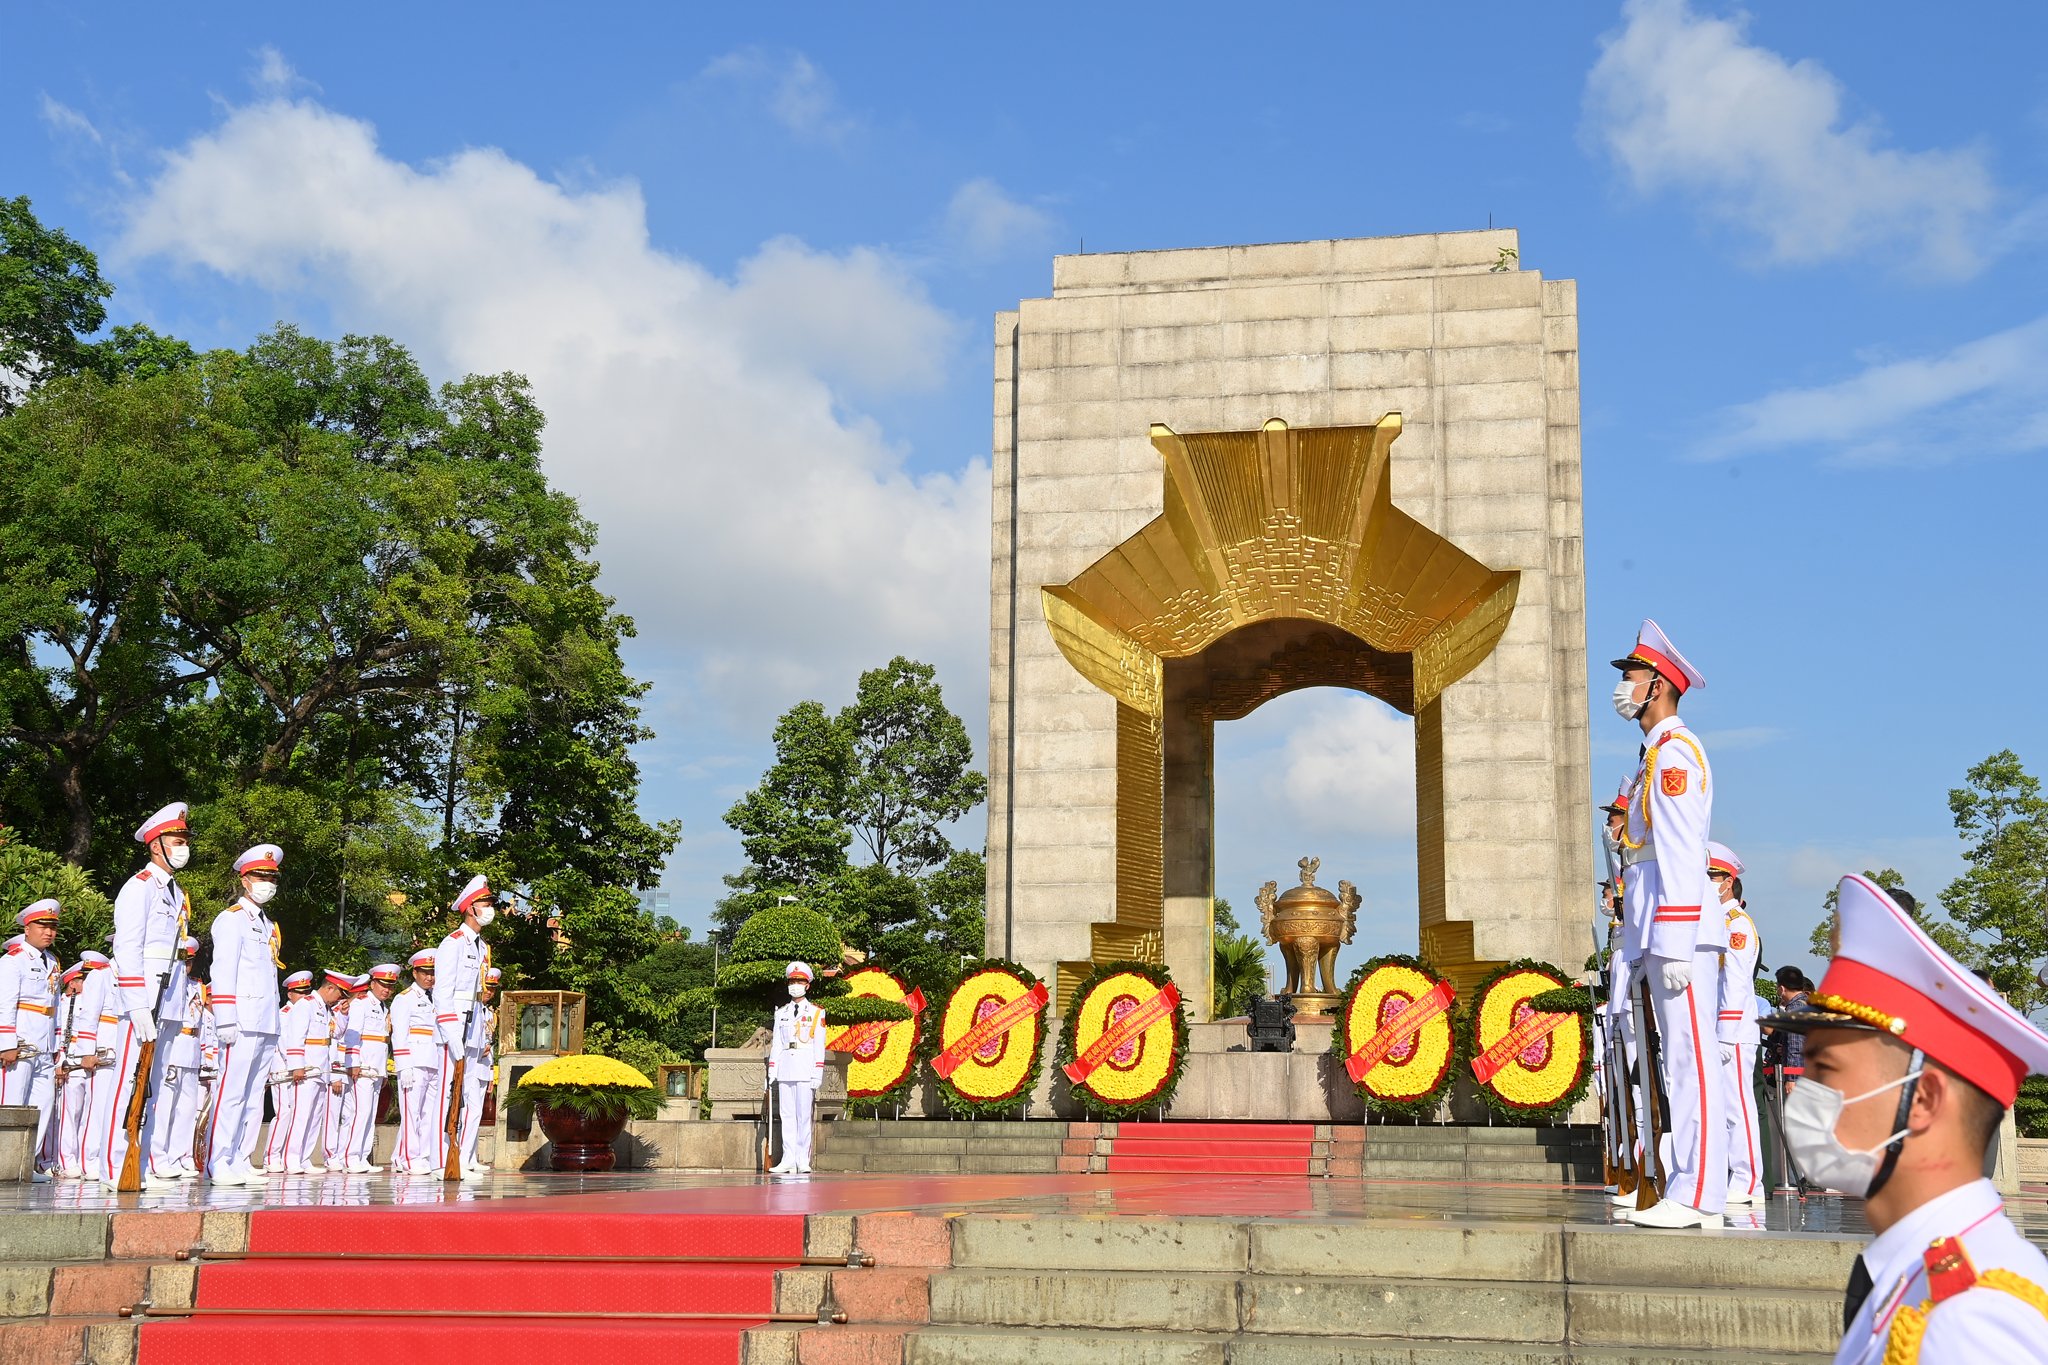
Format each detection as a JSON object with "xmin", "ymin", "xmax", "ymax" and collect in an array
[
  {"xmin": 94, "ymin": 803, "xmax": 193, "ymax": 1191},
  {"xmin": 1768, "ymin": 874, "xmax": 2048, "ymax": 1363},
  {"xmin": 768, "ymin": 961, "xmax": 827, "ymax": 1174},
  {"xmin": 1708, "ymin": 843, "xmax": 1765, "ymax": 1207},
  {"xmin": 1610, "ymin": 620, "xmax": 1725, "ymax": 1228},
  {"xmin": 430, "ymin": 875, "xmax": 495, "ymax": 1178},
  {"xmin": 0, "ymin": 902, "xmax": 63, "ymax": 1181},
  {"xmin": 202, "ymin": 845, "xmax": 286, "ymax": 1185},
  {"xmin": 51, "ymin": 960, "xmax": 92, "ymax": 1178}
]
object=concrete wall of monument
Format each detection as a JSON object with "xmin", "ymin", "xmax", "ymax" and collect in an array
[{"xmin": 988, "ymin": 229, "xmax": 1593, "ymax": 1011}]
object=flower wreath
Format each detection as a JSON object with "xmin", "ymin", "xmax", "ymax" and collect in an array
[
  {"xmin": 931, "ymin": 958, "xmax": 1049, "ymax": 1119},
  {"xmin": 1327, "ymin": 953, "xmax": 1458, "ymax": 1121},
  {"xmin": 825, "ymin": 964, "xmax": 927, "ymax": 1109},
  {"xmin": 1054, "ymin": 959, "xmax": 1189, "ymax": 1119},
  {"xmin": 1458, "ymin": 958, "xmax": 1591, "ymax": 1125}
]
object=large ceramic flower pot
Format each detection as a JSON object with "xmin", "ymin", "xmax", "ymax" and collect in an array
[{"xmin": 535, "ymin": 1101, "xmax": 627, "ymax": 1171}]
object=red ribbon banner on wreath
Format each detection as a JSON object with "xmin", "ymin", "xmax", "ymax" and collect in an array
[
  {"xmin": 1470, "ymin": 1003, "xmax": 1569, "ymax": 1084},
  {"xmin": 1062, "ymin": 981, "xmax": 1180, "ymax": 1084},
  {"xmin": 826, "ymin": 987, "xmax": 926, "ymax": 1056},
  {"xmin": 932, "ymin": 981, "xmax": 1050, "ymax": 1079},
  {"xmin": 1345, "ymin": 979, "xmax": 1455, "ymax": 1083}
]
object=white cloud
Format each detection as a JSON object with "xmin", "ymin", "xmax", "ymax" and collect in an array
[
  {"xmin": 1699, "ymin": 313, "xmax": 2048, "ymax": 464},
  {"xmin": 251, "ymin": 45, "xmax": 314, "ymax": 95},
  {"xmin": 115, "ymin": 94, "xmax": 985, "ymax": 723},
  {"xmin": 40, "ymin": 95, "xmax": 104, "ymax": 145},
  {"xmin": 943, "ymin": 178, "xmax": 1056, "ymax": 261},
  {"xmin": 1267, "ymin": 693, "xmax": 1416, "ymax": 838},
  {"xmin": 701, "ymin": 50, "xmax": 857, "ymax": 144},
  {"xmin": 1584, "ymin": 0, "xmax": 2001, "ymax": 278}
]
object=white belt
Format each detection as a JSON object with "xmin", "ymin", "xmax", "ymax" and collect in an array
[{"xmin": 452, "ymin": 991, "xmax": 475, "ymax": 1005}]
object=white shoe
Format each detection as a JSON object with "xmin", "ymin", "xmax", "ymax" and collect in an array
[
  {"xmin": 31, "ymin": 1169, "xmax": 52, "ymax": 1183},
  {"xmin": 767, "ymin": 1159, "xmax": 794, "ymax": 1174},
  {"xmin": 58, "ymin": 1167, "xmax": 83, "ymax": 1180},
  {"xmin": 246, "ymin": 1162, "xmax": 265, "ymax": 1175},
  {"xmin": 1626, "ymin": 1198, "xmax": 1723, "ymax": 1230},
  {"xmin": 1608, "ymin": 1189, "xmax": 1639, "ymax": 1207},
  {"xmin": 208, "ymin": 1168, "xmax": 247, "ymax": 1187},
  {"xmin": 286, "ymin": 1164, "xmax": 312, "ymax": 1175},
  {"xmin": 410, "ymin": 1160, "xmax": 439, "ymax": 1176},
  {"xmin": 142, "ymin": 1172, "xmax": 181, "ymax": 1191},
  {"xmin": 98, "ymin": 1179, "xmax": 120, "ymax": 1194},
  {"xmin": 346, "ymin": 1161, "xmax": 377, "ymax": 1174},
  {"xmin": 174, "ymin": 1164, "xmax": 200, "ymax": 1180},
  {"xmin": 1724, "ymin": 1191, "xmax": 1764, "ymax": 1206}
]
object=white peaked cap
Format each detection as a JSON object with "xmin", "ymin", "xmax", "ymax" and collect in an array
[
  {"xmin": 786, "ymin": 960, "xmax": 813, "ymax": 981},
  {"xmin": 1611, "ymin": 618, "xmax": 1705, "ymax": 693},
  {"xmin": 454, "ymin": 874, "xmax": 493, "ymax": 913},
  {"xmin": 234, "ymin": 845, "xmax": 283, "ymax": 874},
  {"xmin": 136, "ymin": 802, "xmax": 190, "ymax": 843}
]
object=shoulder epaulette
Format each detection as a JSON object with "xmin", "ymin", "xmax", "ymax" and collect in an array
[
  {"xmin": 1925, "ymin": 1238, "xmax": 1978, "ymax": 1302},
  {"xmin": 4, "ymin": 943, "xmax": 20, "ymax": 955},
  {"xmin": 134, "ymin": 869, "xmax": 151, "ymax": 881}
]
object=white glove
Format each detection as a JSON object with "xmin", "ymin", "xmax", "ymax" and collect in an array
[
  {"xmin": 1719, "ymin": 1041, "xmax": 1737, "ymax": 1065},
  {"xmin": 1657, "ymin": 957, "xmax": 1692, "ymax": 993},
  {"xmin": 128, "ymin": 1011, "xmax": 159, "ymax": 1044},
  {"xmin": 216, "ymin": 1023, "xmax": 241, "ymax": 1048}
]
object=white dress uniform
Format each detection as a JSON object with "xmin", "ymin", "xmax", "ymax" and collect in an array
[
  {"xmin": 1613, "ymin": 622, "xmax": 1726, "ymax": 1224},
  {"xmin": 1766, "ymin": 875, "xmax": 2048, "ymax": 1363},
  {"xmin": 203, "ymin": 851, "xmax": 285, "ymax": 1182},
  {"xmin": 276, "ymin": 982, "xmax": 334, "ymax": 1173},
  {"xmin": 390, "ymin": 968, "xmax": 440, "ymax": 1171},
  {"xmin": 1709, "ymin": 842, "xmax": 1764, "ymax": 1207},
  {"xmin": 457, "ymin": 971, "xmax": 498, "ymax": 1173},
  {"xmin": 768, "ymin": 962, "xmax": 828, "ymax": 1174},
  {"xmin": 145, "ymin": 950, "xmax": 206, "ymax": 1179},
  {"xmin": 0, "ymin": 909, "xmax": 62, "ymax": 1166},
  {"xmin": 430, "ymin": 892, "xmax": 490, "ymax": 1173},
  {"xmin": 58, "ymin": 958, "xmax": 111, "ymax": 1176},
  {"xmin": 94, "ymin": 804, "xmax": 192, "ymax": 1186},
  {"xmin": 321, "ymin": 985, "xmax": 357, "ymax": 1168},
  {"xmin": 1602, "ymin": 775, "xmax": 1654, "ymax": 1181},
  {"xmin": 344, "ymin": 971, "xmax": 396, "ymax": 1171}
]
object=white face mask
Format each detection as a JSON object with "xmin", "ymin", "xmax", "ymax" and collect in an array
[
  {"xmin": 1611, "ymin": 677, "xmax": 1646, "ymax": 721},
  {"xmin": 788, "ymin": 982, "xmax": 807, "ymax": 998},
  {"xmin": 475, "ymin": 905, "xmax": 496, "ymax": 927},
  {"xmin": 247, "ymin": 880, "xmax": 278, "ymax": 906},
  {"xmin": 1782, "ymin": 1067, "xmax": 1922, "ymax": 1196},
  {"xmin": 165, "ymin": 843, "xmax": 192, "ymax": 871}
]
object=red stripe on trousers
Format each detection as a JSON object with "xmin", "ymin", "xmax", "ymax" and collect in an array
[
  {"xmin": 1738, "ymin": 1044, "xmax": 1759, "ymax": 1195},
  {"xmin": 437, "ymin": 1046, "xmax": 452, "ymax": 1165},
  {"xmin": 104, "ymin": 1027, "xmax": 134, "ymax": 1179},
  {"xmin": 203, "ymin": 1042, "xmax": 231, "ymax": 1166},
  {"xmin": 1683, "ymin": 981, "xmax": 1708, "ymax": 1208}
]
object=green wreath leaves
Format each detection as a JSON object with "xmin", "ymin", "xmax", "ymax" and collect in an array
[
  {"xmin": 1458, "ymin": 958, "xmax": 1592, "ymax": 1126},
  {"xmin": 932, "ymin": 958, "xmax": 1047, "ymax": 1119},
  {"xmin": 1328, "ymin": 953, "xmax": 1457, "ymax": 1121}
]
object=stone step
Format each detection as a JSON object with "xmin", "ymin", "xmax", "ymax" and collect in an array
[
  {"xmin": 820, "ymin": 1136, "xmax": 1068, "ymax": 1155},
  {"xmin": 1361, "ymin": 1125, "xmax": 1595, "ymax": 1146},
  {"xmin": 817, "ymin": 1153, "xmax": 1063, "ymax": 1174},
  {"xmin": 832, "ymin": 1120, "xmax": 1067, "ymax": 1137},
  {"xmin": 904, "ymin": 1326, "xmax": 1830, "ymax": 1365},
  {"xmin": 1362, "ymin": 1157, "xmax": 1596, "ymax": 1182},
  {"xmin": 927, "ymin": 1267, "xmax": 1833, "ymax": 1354}
]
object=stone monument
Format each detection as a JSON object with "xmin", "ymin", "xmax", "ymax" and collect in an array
[{"xmin": 987, "ymin": 229, "xmax": 1591, "ymax": 1022}]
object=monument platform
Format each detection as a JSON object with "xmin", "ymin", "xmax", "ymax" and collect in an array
[{"xmin": 8, "ymin": 1165, "xmax": 2036, "ymax": 1365}]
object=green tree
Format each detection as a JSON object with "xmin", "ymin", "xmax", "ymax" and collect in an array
[
  {"xmin": 721, "ymin": 701, "xmax": 854, "ymax": 895},
  {"xmin": 1211, "ymin": 896, "xmax": 1270, "ymax": 1018},
  {"xmin": 0, "ymin": 197, "xmax": 111, "ymax": 413},
  {"xmin": 0, "ymin": 823, "xmax": 114, "ymax": 964},
  {"xmin": 1941, "ymin": 750, "xmax": 2048, "ymax": 1016},
  {"xmin": 842, "ymin": 657, "xmax": 986, "ymax": 875}
]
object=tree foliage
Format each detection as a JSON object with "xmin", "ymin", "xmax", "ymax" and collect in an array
[
  {"xmin": 0, "ymin": 197, "xmax": 112, "ymax": 413},
  {"xmin": 1941, "ymin": 750, "xmax": 2048, "ymax": 1015},
  {"xmin": 1211, "ymin": 896, "xmax": 1270, "ymax": 1019}
]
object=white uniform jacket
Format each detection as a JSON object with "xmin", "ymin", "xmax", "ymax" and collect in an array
[
  {"xmin": 348, "ymin": 996, "xmax": 391, "ymax": 1075},
  {"xmin": 1837, "ymin": 1179, "xmax": 2048, "ymax": 1364},
  {"xmin": 280, "ymin": 995, "xmax": 333, "ymax": 1076},
  {"xmin": 70, "ymin": 969, "xmax": 113, "ymax": 1058},
  {"xmin": 111, "ymin": 863, "xmax": 188, "ymax": 1015},
  {"xmin": 1717, "ymin": 901, "xmax": 1762, "ymax": 1047},
  {"xmin": 0, "ymin": 941, "xmax": 59, "ymax": 1053},
  {"xmin": 768, "ymin": 999, "xmax": 828, "ymax": 1084},
  {"xmin": 161, "ymin": 976, "xmax": 207, "ymax": 1068},
  {"xmin": 208, "ymin": 898, "xmax": 282, "ymax": 1036},
  {"xmin": 1622, "ymin": 716, "xmax": 1720, "ymax": 961},
  {"xmin": 389, "ymin": 985, "xmax": 436, "ymax": 1073},
  {"xmin": 465, "ymin": 1002, "xmax": 495, "ymax": 1061},
  {"xmin": 431, "ymin": 926, "xmax": 487, "ymax": 1049}
]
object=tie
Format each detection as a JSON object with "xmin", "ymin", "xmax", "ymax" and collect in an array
[{"xmin": 1843, "ymin": 1253, "xmax": 1873, "ymax": 1331}]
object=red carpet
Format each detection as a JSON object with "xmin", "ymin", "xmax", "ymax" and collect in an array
[
  {"xmin": 1104, "ymin": 1121, "xmax": 1315, "ymax": 1176},
  {"xmin": 137, "ymin": 1208, "xmax": 806, "ymax": 1365}
]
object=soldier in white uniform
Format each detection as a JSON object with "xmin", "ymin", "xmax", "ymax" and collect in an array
[
  {"xmin": 1709, "ymin": 843, "xmax": 1765, "ymax": 1207},
  {"xmin": 1611, "ymin": 620, "xmax": 1726, "ymax": 1229},
  {"xmin": 92, "ymin": 803, "xmax": 193, "ymax": 1190},
  {"xmin": 281, "ymin": 971, "xmax": 349, "ymax": 1174},
  {"xmin": 1600, "ymin": 779, "xmax": 1654, "ymax": 1204},
  {"xmin": 0, "ymin": 903, "xmax": 63, "ymax": 1180},
  {"xmin": 268, "ymin": 971, "xmax": 317, "ymax": 1173},
  {"xmin": 321, "ymin": 973, "xmax": 363, "ymax": 1170},
  {"xmin": 455, "ymin": 966, "xmax": 500, "ymax": 1176},
  {"xmin": 391, "ymin": 949, "xmax": 441, "ymax": 1174},
  {"xmin": 430, "ymin": 874, "xmax": 495, "ymax": 1178},
  {"xmin": 49, "ymin": 960, "xmax": 91, "ymax": 1178},
  {"xmin": 768, "ymin": 961, "xmax": 827, "ymax": 1175},
  {"xmin": 144, "ymin": 937, "xmax": 206, "ymax": 1181},
  {"xmin": 342, "ymin": 966, "xmax": 399, "ymax": 1173},
  {"xmin": 203, "ymin": 845, "xmax": 286, "ymax": 1185},
  {"xmin": 1766, "ymin": 874, "xmax": 2048, "ymax": 1365}
]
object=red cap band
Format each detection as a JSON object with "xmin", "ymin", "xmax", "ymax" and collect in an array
[
  {"xmin": 1629, "ymin": 645, "xmax": 1689, "ymax": 692},
  {"xmin": 1818, "ymin": 957, "xmax": 2027, "ymax": 1106}
]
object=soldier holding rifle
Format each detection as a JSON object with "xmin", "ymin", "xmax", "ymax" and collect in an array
[{"xmin": 431, "ymin": 874, "xmax": 495, "ymax": 1180}]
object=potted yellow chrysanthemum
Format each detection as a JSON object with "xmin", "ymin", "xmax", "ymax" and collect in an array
[{"xmin": 514, "ymin": 1054, "xmax": 663, "ymax": 1170}]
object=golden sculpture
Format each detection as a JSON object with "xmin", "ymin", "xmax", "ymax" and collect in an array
[
  {"xmin": 1256, "ymin": 857, "xmax": 1361, "ymax": 1018},
  {"xmin": 1041, "ymin": 416, "xmax": 1519, "ymax": 1000}
]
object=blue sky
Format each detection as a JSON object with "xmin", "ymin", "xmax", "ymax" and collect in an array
[{"xmin": 10, "ymin": 0, "xmax": 2046, "ymax": 986}]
